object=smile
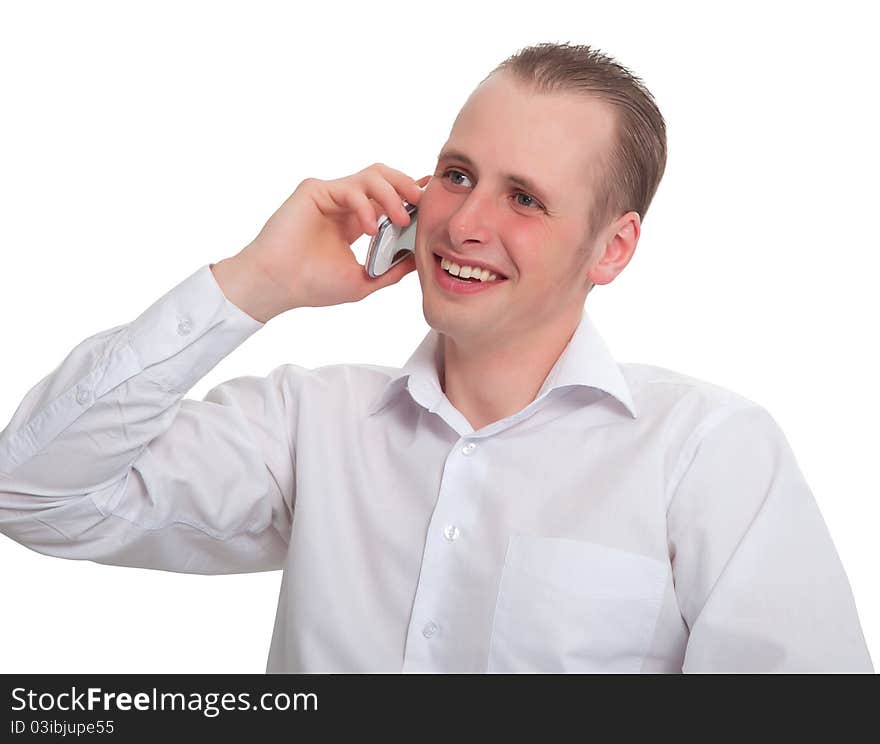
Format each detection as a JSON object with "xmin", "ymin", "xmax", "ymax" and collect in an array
[{"xmin": 432, "ymin": 253, "xmax": 508, "ymax": 295}]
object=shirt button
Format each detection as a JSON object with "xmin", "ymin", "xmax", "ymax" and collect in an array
[
  {"xmin": 422, "ymin": 621, "xmax": 438, "ymax": 639},
  {"xmin": 443, "ymin": 525, "xmax": 460, "ymax": 542},
  {"xmin": 75, "ymin": 388, "xmax": 91, "ymax": 405},
  {"xmin": 177, "ymin": 317, "xmax": 192, "ymax": 336},
  {"xmin": 461, "ymin": 442, "xmax": 477, "ymax": 455}
]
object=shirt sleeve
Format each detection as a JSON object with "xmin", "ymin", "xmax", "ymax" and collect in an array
[
  {"xmin": 0, "ymin": 264, "xmax": 295, "ymax": 575},
  {"xmin": 666, "ymin": 404, "xmax": 874, "ymax": 673}
]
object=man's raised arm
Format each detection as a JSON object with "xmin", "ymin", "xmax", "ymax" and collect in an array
[{"xmin": 0, "ymin": 164, "xmax": 428, "ymax": 574}]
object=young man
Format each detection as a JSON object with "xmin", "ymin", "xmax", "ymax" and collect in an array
[{"xmin": 0, "ymin": 43, "xmax": 873, "ymax": 673}]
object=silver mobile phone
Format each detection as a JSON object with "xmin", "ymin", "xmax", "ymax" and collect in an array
[{"xmin": 365, "ymin": 188, "xmax": 423, "ymax": 277}]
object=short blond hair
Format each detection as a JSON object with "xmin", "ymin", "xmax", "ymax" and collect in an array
[{"xmin": 482, "ymin": 41, "xmax": 667, "ymax": 246}]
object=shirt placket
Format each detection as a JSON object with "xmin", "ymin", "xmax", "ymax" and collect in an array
[
  {"xmin": 401, "ymin": 387, "xmax": 562, "ymax": 673},
  {"xmin": 401, "ymin": 435, "xmax": 488, "ymax": 673}
]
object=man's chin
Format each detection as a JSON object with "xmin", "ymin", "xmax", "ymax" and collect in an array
[{"xmin": 423, "ymin": 307, "xmax": 506, "ymax": 343}]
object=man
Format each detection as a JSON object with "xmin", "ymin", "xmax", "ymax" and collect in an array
[{"xmin": 0, "ymin": 42, "xmax": 873, "ymax": 673}]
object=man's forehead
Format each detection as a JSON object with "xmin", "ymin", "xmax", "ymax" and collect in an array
[{"xmin": 437, "ymin": 84, "xmax": 613, "ymax": 210}]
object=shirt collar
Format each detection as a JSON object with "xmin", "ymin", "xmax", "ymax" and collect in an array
[{"xmin": 366, "ymin": 307, "xmax": 637, "ymax": 419}]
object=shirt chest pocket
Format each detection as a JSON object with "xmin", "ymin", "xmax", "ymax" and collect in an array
[{"xmin": 487, "ymin": 535, "xmax": 669, "ymax": 673}]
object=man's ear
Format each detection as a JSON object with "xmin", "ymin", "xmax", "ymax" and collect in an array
[{"xmin": 587, "ymin": 211, "xmax": 641, "ymax": 287}]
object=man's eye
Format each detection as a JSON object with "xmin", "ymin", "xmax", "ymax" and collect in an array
[
  {"xmin": 441, "ymin": 168, "xmax": 544, "ymax": 211},
  {"xmin": 514, "ymin": 193, "xmax": 539, "ymax": 209},
  {"xmin": 443, "ymin": 169, "xmax": 471, "ymax": 187}
]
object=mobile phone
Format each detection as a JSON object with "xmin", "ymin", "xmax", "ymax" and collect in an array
[{"xmin": 365, "ymin": 188, "xmax": 423, "ymax": 278}]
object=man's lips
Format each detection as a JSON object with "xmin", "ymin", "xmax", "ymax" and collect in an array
[
  {"xmin": 432, "ymin": 252, "xmax": 508, "ymax": 293},
  {"xmin": 431, "ymin": 251, "xmax": 509, "ymax": 280}
]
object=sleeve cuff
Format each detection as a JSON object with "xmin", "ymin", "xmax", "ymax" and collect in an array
[{"xmin": 126, "ymin": 263, "xmax": 265, "ymax": 394}]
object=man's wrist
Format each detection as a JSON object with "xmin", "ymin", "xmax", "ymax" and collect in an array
[{"xmin": 210, "ymin": 253, "xmax": 292, "ymax": 324}]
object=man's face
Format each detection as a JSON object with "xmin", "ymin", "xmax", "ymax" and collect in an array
[{"xmin": 414, "ymin": 72, "xmax": 619, "ymax": 350}]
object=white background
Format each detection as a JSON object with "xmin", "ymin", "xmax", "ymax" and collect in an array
[{"xmin": 1, "ymin": 1, "xmax": 876, "ymax": 673}]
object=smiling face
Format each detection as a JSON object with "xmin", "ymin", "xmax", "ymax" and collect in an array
[{"xmin": 414, "ymin": 71, "xmax": 637, "ymax": 353}]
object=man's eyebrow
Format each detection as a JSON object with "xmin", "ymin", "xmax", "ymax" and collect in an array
[{"xmin": 436, "ymin": 148, "xmax": 555, "ymax": 206}]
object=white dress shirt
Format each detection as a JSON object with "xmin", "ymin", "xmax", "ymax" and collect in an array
[{"xmin": 0, "ymin": 264, "xmax": 873, "ymax": 673}]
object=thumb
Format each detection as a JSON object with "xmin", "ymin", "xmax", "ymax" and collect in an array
[{"xmin": 361, "ymin": 253, "xmax": 416, "ymax": 296}]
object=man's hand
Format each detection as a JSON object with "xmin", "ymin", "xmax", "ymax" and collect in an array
[{"xmin": 212, "ymin": 163, "xmax": 431, "ymax": 322}]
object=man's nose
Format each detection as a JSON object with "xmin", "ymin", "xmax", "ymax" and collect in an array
[{"xmin": 447, "ymin": 189, "xmax": 497, "ymax": 245}]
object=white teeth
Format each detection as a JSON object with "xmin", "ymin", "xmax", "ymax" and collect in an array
[{"xmin": 439, "ymin": 256, "xmax": 499, "ymax": 282}]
